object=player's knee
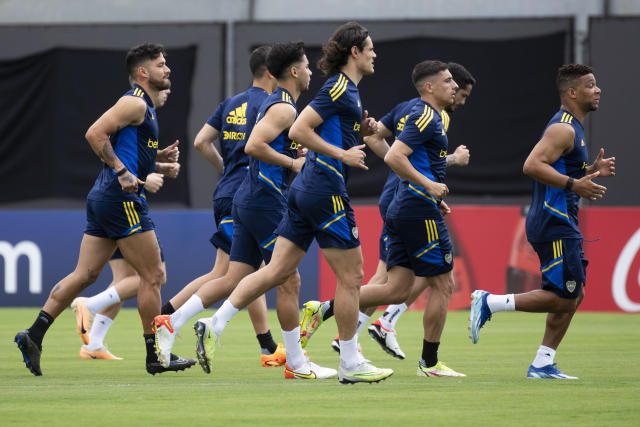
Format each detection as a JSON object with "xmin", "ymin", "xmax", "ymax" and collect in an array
[
  {"xmin": 73, "ymin": 268, "xmax": 100, "ymax": 289},
  {"xmin": 146, "ymin": 267, "xmax": 166, "ymax": 288}
]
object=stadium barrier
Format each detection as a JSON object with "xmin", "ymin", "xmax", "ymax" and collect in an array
[{"xmin": 1, "ymin": 207, "xmax": 638, "ymax": 312}]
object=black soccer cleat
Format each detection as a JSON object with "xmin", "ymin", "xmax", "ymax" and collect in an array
[
  {"xmin": 15, "ymin": 330, "xmax": 42, "ymax": 376},
  {"xmin": 146, "ymin": 353, "xmax": 196, "ymax": 375}
]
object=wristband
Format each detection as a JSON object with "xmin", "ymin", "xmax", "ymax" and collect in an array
[
  {"xmin": 116, "ymin": 167, "xmax": 128, "ymax": 177},
  {"xmin": 565, "ymin": 176, "xmax": 574, "ymax": 190}
]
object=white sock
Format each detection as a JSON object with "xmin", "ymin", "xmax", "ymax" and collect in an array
[
  {"xmin": 212, "ymin": 300, "xmax": 239, "ymax": 337},
  {"xmin": 282, "ymin": 327, "xmax": 306, "ymax": 370},
  {"xmin": 486, "ymin": 294, "xmax": 515, "ymax": 313},
  {"xmin": 355, "ymin": 311, "xmax": 370, "ymax": 338},
  {"xmin": 339, "ymin": 336, "xmax": 360, "ymax": 369},
  {"xmin": 170, "ymin": 295, "xmax": 204, "ymax": 331},
  {"xmin": 532, "ymin": 345, "xmax": 556, "ymax": 368},
  {"xmin": 85, "ymin": 287, "xmax": 120, "ymax": 314},
  {"xmin": 86, "ymin": 314, "xmax": 113, "ymax": 351},
  {"xmin": 380, "ymin": 303, "xmax": 407, "ymax": 330}
]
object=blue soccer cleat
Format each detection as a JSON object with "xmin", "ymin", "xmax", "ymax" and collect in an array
[
  {"xmin": 468, "ymin": 290, "xmax": 492, "ymax": 344},
  {"xmin": 527, "ymin": 363, "xmax": 578, "ymax": 379}
]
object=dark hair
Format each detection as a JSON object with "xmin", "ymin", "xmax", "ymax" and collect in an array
[
  {"xmin": 249, "ymin": 45, "xmax": 272, "ymax": 78},
  {"xmin": 317, "ymin": 21, "xmax": 370, "ymax": 76},
  {"xmin": 447, "ymin": 62, "xmax": 476, "ymax": 88},
  {"xmin": 556, "ymin": 64, "xmax": 594, "ymax": 96},
  {"xmin": 126, "ymin": 43, "xmax": 166, "ymax": 77},
  {"xmin": 267, "ymin": 41, "xmax": 306, "ymax": 80},
  {"xmin": 411, "ymin": 60, "xmax": 448, "ymax": 91}
]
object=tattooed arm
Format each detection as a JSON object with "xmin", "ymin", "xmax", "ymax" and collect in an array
[{"xmin": 85, "ymin": 96, "xmax": 147, "ymax": 193}]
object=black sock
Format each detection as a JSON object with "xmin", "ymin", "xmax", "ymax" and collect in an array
[
  {"xmin": 144, "ymin": 334, "xmax": 157, "ymax": 363},
  {"xmin": 27, "ymin": 310, "xmax": 54, "ymax": 350},
  {"xmin": 421, "ymin": 340, "xmax": 440, "ymax": 367},
  {"xmin": 322, "ymin": 299, "xmax": 335, "ymax": 321},
  {"xmin": 256, "ymin": 330, "xmax": 278, "ymax": 354},
  {"xmin": 161, "ymin": 301, "xmax": 175, "ymax": 315}
]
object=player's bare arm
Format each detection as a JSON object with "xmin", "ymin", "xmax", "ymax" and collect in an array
[
  {"xmin": 193, "ymin": 123, "xmax": 224, "ymax": 174},
  {"xmin": 385, "ymin": 139, "xmax": 449, "ymax": 199},
  {"xmin": 362, "ymin": 121, "xmax": 391, "ymax": 159},
  {"xmin": 155, "ymin": 162, "xmax": 180, "ymax": 178},
  {"xmin": 157, "ymin": 140, "xmax": 180, "ymax": 163},
  {"xmin": 446, "ymin": 144, "xmax": 470, "ymax": 167},
  {"xmin": 245, "ymin": 103, "xmax": 304, "ymax": 172},
  {"xmin": 523, "ymin": 122, "xmax": 606, "ymax": 200},
  {"xmin": 85, "ymin": 95, "xmax": 147, "ymax": 192},
  {"xmin": 289, "ymin": 105, "xmax": 368, "ymax": 170}
]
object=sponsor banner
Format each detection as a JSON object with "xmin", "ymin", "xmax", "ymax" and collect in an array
[
  {"xmin": 0, "ymin": 210, "xmax": 318, "ymax": 308},
  {"xmin": 318, "ymin": 206, "xmax": 640, "ymax": 313}
]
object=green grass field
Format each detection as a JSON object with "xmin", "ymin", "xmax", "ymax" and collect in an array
[{"xmin": 1, "ymin": 308, "xmax": 639, "ymax": 426}]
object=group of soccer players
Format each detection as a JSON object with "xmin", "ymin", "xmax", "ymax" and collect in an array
[{"xmin": 15, "ymin": 20, "xmax": 615, "ymax": 382}]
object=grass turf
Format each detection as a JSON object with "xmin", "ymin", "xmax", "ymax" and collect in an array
[{"xmin": 1, "ymin": 308, "xmax": 639, "ymax": 426}]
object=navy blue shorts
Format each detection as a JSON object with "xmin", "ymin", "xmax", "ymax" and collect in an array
[
  {"xmin": 229, "ymin": 204, "xmax": 282, "ymax": 270},
  {"xmin": 210, "ymin": 197, "xmax": 234, "ymax": 254},
  {"xmin": 385, "ymin": 216, "xmax": 454, "ymax": 277},
  {"xmin": 85, "ymin": 198, "xmax": 154, "ymax": 240},
  {"xmin": 276, "ymin": 187, "xmax": 360, "ymax": 251},
  {"xmin": 531, "ymin": 238, "xmax": 587, "ymax": 299},
  {"xmin": 379, "ymin": 222, "xmax": 390, "ymax": 262}
]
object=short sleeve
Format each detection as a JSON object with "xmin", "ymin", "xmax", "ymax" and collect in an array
[
  {"xmin": 206, "ymin": 100, "xmax": 226, "ymax": 131},
  {"xmin": 308, "ymin": 84, "xmax": 340, "ymax": 121},
  {"xmin": 397, "ymin": 113, "xmax": 427, "ymax": 151}
]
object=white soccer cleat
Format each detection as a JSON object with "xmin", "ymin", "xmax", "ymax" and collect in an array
[
  {"xmin": 284, "ymin": 358, "xmax": 337, "ymax": 379},
  {"xmin": 153, "ymin": 315, "xmax": 178, "ymax": 368},
  {"xmin": 417, "ymin": 360, "xmax": 466, "ymax": 377},
  {"xmin": 338, "ymin": 361, "xmax": 394, "ymax": 384},
  {"xmin": 367, "ymin": 319, "xmax": 406, "ymax": 359}
]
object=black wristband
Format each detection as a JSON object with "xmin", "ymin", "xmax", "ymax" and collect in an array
[
  {"xmin": 565, "ymin": 176, "xmax": 574, "ymax": 190},
  {"xmin": 116, "ymin": 167, "xmax": 128, "ymax": 176}
]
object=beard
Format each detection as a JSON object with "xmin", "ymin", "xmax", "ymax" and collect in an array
[{"xmin": 149, "ymin": 75, "xmax": 171, "ymax": 91}]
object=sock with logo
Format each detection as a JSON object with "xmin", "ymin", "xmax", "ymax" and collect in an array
[
  {"xmin": 257, "ymin": 330, "xmax": 278, "ymax": 355},
  {"xmin": 86, "ymin": 314, "xmax": 113, "ymax": 351},
  {"xmin": 170, "ymin": 294, "xmax": 204, "ymax": 331},
  {"xmin": 486, "ymin": 294, "xmax": 515, "ymax": 313},
  {"xmin": 27, "ymin": 310, "xmax": 54, "ymax": 350},
  {"xmin": 282, "ymin": 327, "xmax": 306, "ymax": 370},
  {"xmin": 321, "ymin": 299, "xmax": 334, "ymax": 321},
  {"xmin": 380, "ymin": 303, "xmax": 407, "ymax": 331},
  {"xmin": 161, "ymin": 301, "xmax": 175, "ymax": 315},
  {"xmin": 144, "ymin": 334, "xmax": 157, "ymax": 363},
  {"xmin": 339, "ymin": 336, "xmax": 360, "ymax": 369},
  {"xmin": 421, "ymin": 340, "xmax": 440, "ymax": 368},
  {"xmin": 85, "ymin": 287, "xmax": 121, "ymax": 314},
  {"xmin": 532, "ymin": 345, "xmax": 556, "ymax": 368},
  {"xmin": 355, "ymin": 311, "xmax": 370, "ymax": 338}
]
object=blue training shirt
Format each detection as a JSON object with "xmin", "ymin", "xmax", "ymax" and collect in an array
[
  {"xmin": 206, "ymin": 86, "xmax": 269, "ymax": 201},
  {"xmin": 386, "ymin": 99, "xmax": 449, "ymax": 220},
  {"xmin": 291, "ymin": 72, "xmax": 363, "ymax": 196},
  {"xmin": 526, "ymin": 109, "xmax": 588, "ymax": 243},
  {"xmin": 378, "ymin": 97, "xmax": 421, "ymax": 219},
  {"xmin": 234, "ymin": 87, "xmax": 299, "ymax": 211},
  {"xmin": 87, "ymin": 84, "xmax": 158, "ymax": 202}
]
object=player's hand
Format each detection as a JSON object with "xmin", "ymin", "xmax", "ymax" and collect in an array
[
  {"xmin": 157, "ymin": 140, "xmax": 180, "ymax": 162},
  {"xmin": 590, "ymin": 148, "xmax": 615, "ymax": 177},
  {"xmin": 163, "ymin": 162, "xmax": 181, "ymax": 179},
  {"xmin": 427, "ymin": 181, "xmax": 449, "ymax": 199},
  {"xmin": 341, "ymin": 144, "xmax": 368, "ymax": 170},
  {"xmin": 144, "ymin": 173, "xmax": 164, "ymax": 193},
  {"xmin": 119, "ymin": 171, "xmax": 145, "ymax": 193},
  {"xmin": 452, "ymin": 145, "xmax": 470, "ymax": 166},
  {"xmin": 291, "ymin": 157, "xmax": 306, "ymax": 174},
  {"xmin": 360, "ymin": 110, "xmax": 378, "ymax": 137},
  {"xmin": 439, "ymin": 200, "xmax": 451, "ymax": 216},
  {"xmin": 573, "ymin": 171, "xmax": 607, "ymax": 200},
  {"xmin": 298, "ymin": 147, "xmax": 308, "ymax": 158}
]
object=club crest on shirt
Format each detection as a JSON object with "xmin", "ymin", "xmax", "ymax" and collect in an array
[
  {"xmin": 352, "ymin": 227, "xmax": 359, "ymax": 239},
  {"xmin": 566, "ymin": 280, "xmax": 576, "ymax": 293},
  {"xmin": 444, "ymin": 253, "xmax": 453, "ymax": 264}
]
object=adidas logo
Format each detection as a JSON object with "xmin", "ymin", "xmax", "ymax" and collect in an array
[{"xmin": 226, "ymin": 102, "xmax": 247, "ymax": 125}]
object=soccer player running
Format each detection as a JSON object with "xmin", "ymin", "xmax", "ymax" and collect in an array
[
  {"xmin": 469, "ymin": 64, "xmax": 614, "ymax": 379},
  {"xmin": 193, "ymin": 22, "xmax": 394, "ymax": 384},
  {"xmin": 14, "ymin": 43, "xmax": 194, "ymax": 376},
  {"xmin": 302, "ymin": 63, "xmax": 475, "ymax": 363},
  {"xmin": 153, "ymin": 41, "xmax": 337, "ymax": 378},
  {"xmin": 71, "ymin": 88, "xmax": 181, "ymax": 361}
]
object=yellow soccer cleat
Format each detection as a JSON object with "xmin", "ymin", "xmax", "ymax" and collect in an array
[
  {"xmin": 299, "ymin": 301, "xmax": 324, "ymax": 348},
  {"xmin": 261, "ymin": 343, "xmax": 287, "ymax": 367},
  {"xmin": 417, "ymin": 360, "xmax": 466, "ymax": 377}
]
